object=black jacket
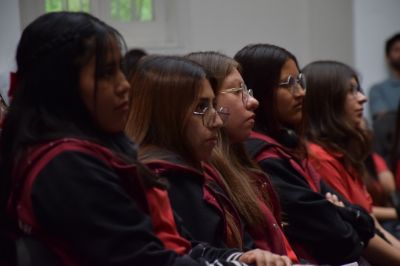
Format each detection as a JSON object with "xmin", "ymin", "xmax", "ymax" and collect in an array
[
  {"xmin": 141, "ymin": 149, "xmax": 251, "ymax": 250},
  {"xmin": 8, "ymin": 137, "xmax": 248, "ymax": 266},
  {"xmin": 245, "ymin": 131, "xmax": 375, "ymax": 265}
]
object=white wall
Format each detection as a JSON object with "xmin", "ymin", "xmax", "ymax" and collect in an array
[
  {"xmin": 0, "ymin": 0, "xmax": 356, "ymax": 70},
  {"xmin": 0, "ymin": 0, "xmax": 20, "ymax": 104},
  {"xmin": 147, "ymin": 0, "xmax": 354, "ymax": 68},
  {"xmin": 353, "ymin": 0, "xmax": 400, "ymax": 120},
  {"xmin": 190, "ymin": 0, "xmax": 353, "ymax": 66},
  {"xmin": 2, "ymin": 0, "xmax": 400, "ymax": 114}
]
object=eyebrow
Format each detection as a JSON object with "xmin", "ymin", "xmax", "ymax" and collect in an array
[
  {"xmin": 227, "ymin": 79, "xmax": 243, "ymax": 86},
  {"xmin": 197, "ymin": 96, "xmax": 214, "ymax": 102}
]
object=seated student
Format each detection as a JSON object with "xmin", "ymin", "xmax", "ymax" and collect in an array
[
  {"xmin": 302, "ymin": 61, "xmax": 400, "ymax": 236},
  {"xmin": 125, "ymin": 54, "xmax": 291, "ymax": 266},
  {"xmin": 187, "ymin": 51, "xmax": 298, "ymax": 263},
  {"xmin": 233, "ymin": 43, "xmax": 400, "ymax": 265},
  {"xmin": 301, "ymin": 60, "xmax": 400, "ymax": 262},
  {"xmin": 360, "ymin": 118, "xmax": 398, "ymax": 216},
  {"xmin": 0, "ymin": 11, "xmax": 260, "ymax": 266},
  {"xmin": 364, "ymin": 149, "xmax": 400, "ymax": 239},
  {"xmin": 391, "ymin": 100, "xmax": 400, "ymax": 190}
]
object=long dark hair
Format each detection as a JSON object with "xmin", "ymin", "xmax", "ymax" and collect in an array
[
  {"xmin": 126, "ymin": 55, "xmax": 214, "ymax": 169},
  {"xmin": 187, "ymin": 51, "xmax": 270, "ymax": 228},
  {"xmin": 302, "ymin": 61, "xmax": 370, "ymax": 176},
  {"xmin": 0, "ymin": 12, "xmax": 127, "ymax": 217},
  {"xmin": 235, "ymin": 44, "xmax": 299, "ymax": 134},
  {"xmin": 234, "ymin": 44, "xmax": 305, "ymax": 155}
]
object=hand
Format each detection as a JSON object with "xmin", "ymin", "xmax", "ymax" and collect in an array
[
  {"xmin": 325, "ymin": 192, "xmax": 345, "ymax": 207},
  {"xmin": 239, "ymin": 249, "xmax": 292, "ymax": 266}
]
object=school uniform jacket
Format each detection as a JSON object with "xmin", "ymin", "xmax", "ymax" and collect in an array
[
  {"xmin": 141, "ymin": 149, "xmax": 248, "ymax": 250},
  {"xmin": 246, "ymin": 170, "xmax": 298, "ymax": 263},
  {"xmin": 8, "ymin": 137, "xmax": 247, "ymax": 266},
  {"xmin": 245, "ymin": 131, "xmax": 375, "ymax": 265}
]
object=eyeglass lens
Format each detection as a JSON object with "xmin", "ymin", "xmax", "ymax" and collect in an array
[
  {"xmin": 241, "ymin": 84, "xmax": 254, "ymax": 106},
  {"xmin": 351, "ymin": 84, "xmax": 364, "ymax": 95},
  {"xmin": 280, "ymin": 74, "xmax": 306, "ymax": 94},
  {"xmin": 203, "ymin": 107, "xmax": 229, "ymax": 127}
]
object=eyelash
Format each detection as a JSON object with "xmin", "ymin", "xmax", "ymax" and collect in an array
[{"xmin": 195, "ymin": 102, "xmax": 208, "ymax": 112}]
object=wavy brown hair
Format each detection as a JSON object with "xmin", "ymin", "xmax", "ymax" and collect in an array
[
  {"xmin": 125, "ymin": 55, "xmax": 212, "ymax": 169},
  {"xmin": 302, "ymin": 60, "xmax": 370, "ymax": 176},
  {"xmin": 125, "ymin": 55, "xmax": 245, "ymax": 247},
  {"xmin": 187, "ymin": 51, "xmax": 270, "ymax": 228}
]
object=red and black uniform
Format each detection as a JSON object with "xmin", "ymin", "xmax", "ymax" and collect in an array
[
  {"xmin": 245, "ymin": 131, "xmax": 374, "ymax": 265},
  {"xmin": 141, "ymin": 149, "xmax": 248, "ymax": 250},
  {"xmin": 245, "ymin": 170, "xmax": 298, "ymax": 263},
  {"xmin": 142, "ymin": 148, "xmax": 298, "ymax": 262},
  {"xmin": 7, "ymin": 136, "xmax": 248, "ymax": 266}
]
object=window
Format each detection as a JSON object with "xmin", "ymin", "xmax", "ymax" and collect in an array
[
  {"xmin": 110, "ymin": 0, "xmax": 153, "ymax": 22},
  {"xmin": 19, "ymin": 0, "xmax": 186, "ymax": 52},
  {"xmin": 45, "ymin": 0, "xmax": 91, "ymax": 12}
]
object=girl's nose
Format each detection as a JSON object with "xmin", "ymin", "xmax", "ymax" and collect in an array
[
  {"xmin": 356, "ymin": 91, "xmax": 367, "ymax": 105},
  {"xmin": 211, "ymin": 111, "xmax": 223, "ymax": 129},
  {"xmin": 116, "ymin": 71, "xmax": 131, "ymax": 96},
  {"xmin": 246, "ymin": 95, "xmax": 259, "ymax": 111}
]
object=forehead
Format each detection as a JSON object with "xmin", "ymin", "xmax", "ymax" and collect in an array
[
  {"xmin": 105, "ymin": 37, "xmax": 122, "ymax": 60},
  {"xmin": 222, "ymin": 68, "xmax": 243, "ymax": 86},
  {"xmin": 198, "ymin": 79, "xmax": 214, "ymax": 98},
  {"xmin": 280, "ymin": 59, "xmax": 299, "ymax": 76}
]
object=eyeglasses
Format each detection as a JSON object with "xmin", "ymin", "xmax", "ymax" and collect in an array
[
  {"xmin": 349, "ymin": 83, "xmax": 364, "ymax": 96},
  {"xmin": 278, "ymin": 73, "xmax": 306, "ymax": 94},
  {"xmin": 193, "ymin": 106, "xmax": 230, "ymax": 127},
  {"xmin": 220, "ymin": 83, "xmax": 254, "ymax": 106}
]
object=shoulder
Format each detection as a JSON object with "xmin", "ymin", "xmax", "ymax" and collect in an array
[
  {"xmin": 21, "ymin": 138, "xmax": 139, "ymax": 203},
  {"xmin": 369, "ymin": 79, "xmax": 392, "ymax": 94},
  {"xmin": 308, "ymin": 143, "xmax": 338, "ymax": 163},
  {"xmin": 17, "ymin": 139, "xmax": 120, "ymax": 184},
  {"xmin": 370, "ymin": 79, "xmax": 390, "ymax": 89}
]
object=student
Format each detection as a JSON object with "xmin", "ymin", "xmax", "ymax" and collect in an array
[
  {"xmin": 187, "ymin": 51, "xmax": 298, "ymax": 263},
  {"xmin": 369, "ymin": 32, "xmax": 400, "ymax": 121},
  {"xmin": 369, "ymin": 33, "xmax": 400, "ymax": 163},
  {"xmin": 391, "ymin": 101, "xmax": 400, "ymax": 190},
  {"xmin": 0, "ymin": 12, "xmax": 257, "ymax": 266},
  {"xmin": 125, "ymin": 54, "xmax": 291, "ymax": 266},
  {"xmin": 233, "ymin": 43, "xmax": 394, "ymax": 265},
  {"xmin": 302, "ymin": 60, "xmax": 400, "ymax": 249},
  {"xmin": 360, "ymin": 118, "xmax": 400, "ymax": 239}
]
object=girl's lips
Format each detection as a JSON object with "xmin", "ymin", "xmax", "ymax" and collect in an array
[
  {"xmin": 115, "ymin": 101, "xmax": 129, "ymax": 111},
  {"xmin": 294, "ymin": 103, "xmax": 302, "ymax": 110},
  {"xmin": 207, "ymin": 136, "xmax": 218, "ymax": 142},
  {"xmin": 246, "ymin": 113, "xmax": 256, "ymax": 122}
]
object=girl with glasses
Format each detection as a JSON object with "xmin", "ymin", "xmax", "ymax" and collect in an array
[
  {"xmin": 302, "ymin": 60, "xmax": 400, "ymax": 264},
  {"xmin": 0, "ymin": 12, "xmax": 260, "ymax": 266},
  {"xmin": 126, "ymin": 55, "xmax": 288, "ymax": 266},
  {"xmin": 234, "ymin": 43, "xmax": 380, "ymax": 265},
  {"xmin": 187, "ymin": 51, "xmax": 296, "ymax": 264}
]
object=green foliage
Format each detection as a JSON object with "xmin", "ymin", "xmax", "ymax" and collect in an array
[
  {"xmin": 111, "ymin": 0, "xmax": 153, "ymax": 22},
  {"xmin": 45, "ymin": 0, "xmax": 90, "ymax": 12},
  {"xmin": 45, "ymin": 0, "xmax": 152, "ymax": 22},
  {"xmin": 136, "ymin": 0, "xmax": 153, "ymax": 22}
]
